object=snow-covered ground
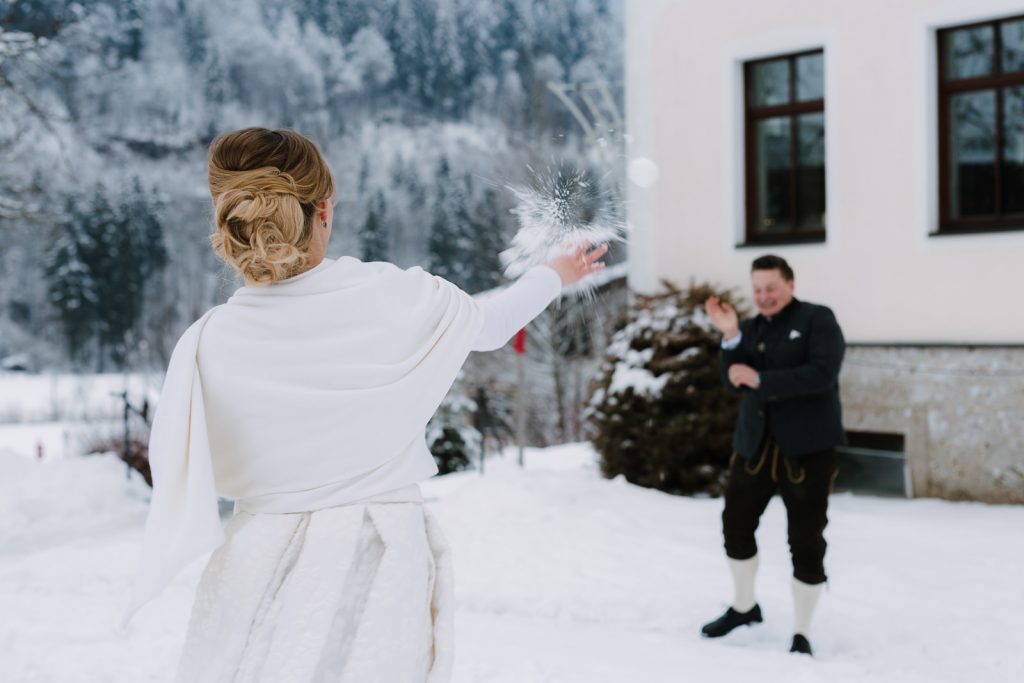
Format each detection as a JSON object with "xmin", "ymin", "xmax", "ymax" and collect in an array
[
  {"xmin": 0, "ymin": 372, "xmax": 158, "ymax": 425},
  {"xmin": 1, "ymin": 441, "xmax": 1022, "ymax": 682},
  {"xmin": 0, "ymin": 372, "xmax": 157, "ymax": 464}
]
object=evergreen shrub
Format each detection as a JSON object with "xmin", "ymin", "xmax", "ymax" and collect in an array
[
  {"xmin": 587, "ymin": 282, "xmax": 745, "ymax": 496},
  {"xmin": 427, "ymin": 386, "xmax": 480, "ymax": 475},
  {"xmin": 428, "ymin": 426, "xmax": 473, "ymax": 475}
]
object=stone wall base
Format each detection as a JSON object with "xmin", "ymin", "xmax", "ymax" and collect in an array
[{"xmin": 841, "ymin": 346, "xmax": 1024, "ymax": 504}]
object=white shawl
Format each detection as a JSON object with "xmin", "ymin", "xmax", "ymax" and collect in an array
[{"xmin": 125, "ymin": 257, "xmax": 484, "ymax": 623}]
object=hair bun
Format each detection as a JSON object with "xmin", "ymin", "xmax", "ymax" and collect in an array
[
  {"xmin": 207, "ymin": 128, "xmax": 335, "ymax": 285},
  {"xmin": 211, "ymin": 185, "xmax": 309, "ymax": 285}
]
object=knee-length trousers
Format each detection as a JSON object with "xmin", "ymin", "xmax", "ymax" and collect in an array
[{"xmin": 722, "ymin": 437, "xmax": 838, "ymax": 585}]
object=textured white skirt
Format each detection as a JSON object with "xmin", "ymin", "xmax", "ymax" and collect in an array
[{"xmin": 175, "ymin": 485, "xmax": 453, "ymax": 683}]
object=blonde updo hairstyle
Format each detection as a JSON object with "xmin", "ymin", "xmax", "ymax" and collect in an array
[{"xmin": 208, "ymin": 127, "xmax": 335, "ymax": 285}]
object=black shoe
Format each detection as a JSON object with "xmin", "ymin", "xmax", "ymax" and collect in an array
[
  {"xmin": 700, "ymin": 604, "xmax": 763, "ymax": 638},
  {"xmin": 790, "ymin": 634, "xmax": 813, "ymax": 656}
]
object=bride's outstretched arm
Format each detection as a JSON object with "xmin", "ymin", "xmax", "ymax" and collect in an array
[
  {"xmin": 471, "ymin": 266, "xmax": 561, "ymax": 352},
  {"xmin": 471, "ymin": 244, "xmax": 607, "ymax": 352}
]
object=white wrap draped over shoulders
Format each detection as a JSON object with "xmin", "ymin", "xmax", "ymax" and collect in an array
[{"xmin": 125, "ymin": 258, "xmax": 559, "ymax": 624}]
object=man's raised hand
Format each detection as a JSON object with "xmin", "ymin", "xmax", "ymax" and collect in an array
[{"xmin": 704, "ymin": 296, "xmax": 739, "ymax": 340}]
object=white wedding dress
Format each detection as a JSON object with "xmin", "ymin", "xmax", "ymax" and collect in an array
[{"xmin": 176, "ymin": 486, "xmax": 453, "ymax": 683}]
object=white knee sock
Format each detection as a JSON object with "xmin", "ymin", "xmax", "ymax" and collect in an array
[
  {"xmin": 728, "ymin": 555, "xmax": 759, "ymax": 612},
  {"xmin": 792, "ymin": 577, "xmax": 823, "ymax": 637}
]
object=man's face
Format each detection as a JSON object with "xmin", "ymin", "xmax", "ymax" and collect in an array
[{"xmin": 751, "ymin": 268, "xmax": 795, "ymax": 317}]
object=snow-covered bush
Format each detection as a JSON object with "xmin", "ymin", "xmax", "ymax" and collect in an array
[
  {"xmin": 428, "ymin": 378, "xmax": 482, "ymax": 475},
  {"xmin": 85, "ymin": 435, "xmax": 151, "ymax": 486},
  {"xmin": 428, "ymin": 427, "xmax": 473, "ymax": 475},
  {"xmin": 587, "ymin": 282, "xmax": 745, "ymax": 496}
]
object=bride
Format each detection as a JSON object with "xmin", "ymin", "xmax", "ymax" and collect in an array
[{"xmin": 125, "ymin": 127, "xmax": 606, "ymax": 682}]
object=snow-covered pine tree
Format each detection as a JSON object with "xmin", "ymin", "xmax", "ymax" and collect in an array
[
  {"xmin": 358, "ymin": 191, "xmax": 389, "ymax": 262},
  {"xmin": 96, "ymin": 188, "xmax": 143, "ymax": 369},
  {"xmin": 122, "ymin": 177, "xmax": 168, "ymax": 275},
  {"xmin": 109, "ymin": 0, "xmax": 144, "ymax": 61},
  {"xmin": 388, "ymin": 0, "xmax": 428, "ymax": 102},
  {"xmin": 346, "ymin": 26, "xmax": 395, "ymax": 93},
  {"xmin": 45, "ymin": 197, "xmax": 100, "ymax": 364},
  {"xmin": 426, "ymin": 156, "xmax": 474, "ymax": 290},
  {"xmin": 203, "ymin": 47, "xmax": 230, "ymax": 106},
  {"xmin": 45, "ymin": 182, "xmax": 167, "ymax": 370},
  {"xmin": 427, "ymin": 375, "xmax": 480, "ymax": 474},
  {"xmin": 429, "ymin": 0, "xmax": 465, "ymax": 115},
  {"xmin": 428, "ymin": 427, "xmax": 472, "ymax": 475},
  {"xmin": 119, "ymin": 177, "xmax": 169, "ymax": 367},
  {"xmin": 0, "ymin": 0, "xmax": 69, "ymax": 38},
  {"xmin": 465, "ymin": 186, "xmax": 506, "ymax": 292},
  {"xmin": 426, "ymin": 160, "xmax": 457, "ymax": 281},
  {"xmin": 587, "ymin": 282, "xmax": 745, "ymax": 496},
  {"xmin": 357, "ymin": 153, "xmax": 371, "ymax": 196},
  {"xmin": 180, "ymin": 3, "xmax": 208, "ymax": 67}
]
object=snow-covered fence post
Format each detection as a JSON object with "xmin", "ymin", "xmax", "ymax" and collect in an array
[{"xmin": 111, "ymin": 390, "xmax": 149, "ymax": 481}]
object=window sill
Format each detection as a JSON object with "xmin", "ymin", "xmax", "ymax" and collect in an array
[
  {"xmin": 735, "ymin": 233, "xmax": 826, "ymax": 249},
  {"xmin": 931, "ymin": 223, "xmax": 1024, "ymax": 237}
]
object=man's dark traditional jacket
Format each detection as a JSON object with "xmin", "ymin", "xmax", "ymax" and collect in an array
[{"xmin": 721, "ymin": 298, "xmax": 846, "ymax": 459}]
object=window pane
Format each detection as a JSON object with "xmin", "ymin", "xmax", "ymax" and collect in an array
[
  {"xmin": 944, "ymin": 26, "xmax": 994, "ymax": 80},
  {"xmin": 795, "ymin": 52, "xmax": 824, "ymax": 102},
  {"xmin": 756, "ymin": 116, "xmax": 792, "ymax": 232},
  {"xmin": 1002, "ymin": 19, "xmax": 1024, "ymax": 74},
  {"xmin": 751, "ymin": 59, "xmax": 789, "ymax": 106},
  {"xmin": 1003, "ymin": 86, "xmax": 1024, "ymax": 213},
  {"xmin": 950, "ymin": 90, "xmax": 996, "ymax": 217},
  {"xmin": 797, "ymin": 112, "xmax": 826, "ymax": 228}
]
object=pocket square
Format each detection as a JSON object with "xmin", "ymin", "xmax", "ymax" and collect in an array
[{"xmin": 789, "ymin": 329, "xmax": 801, "ymax": 340}]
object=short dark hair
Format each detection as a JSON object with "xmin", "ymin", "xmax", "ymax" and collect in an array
[{"xmin": 751, "ymin": 254, "xmax": 794, "ymax": 281}]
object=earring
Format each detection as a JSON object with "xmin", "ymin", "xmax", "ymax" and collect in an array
[{"xmin": 322, "ymin": 220, "xmax": 327, "ymax": 229}]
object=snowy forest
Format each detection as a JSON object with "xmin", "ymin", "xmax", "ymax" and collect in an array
[{"xmin": 0, "ymin": 0, "xmax": 624, "ymax": 373}]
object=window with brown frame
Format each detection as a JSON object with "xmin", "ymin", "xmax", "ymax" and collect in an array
[
  {"xmin": 938, "ymin": 15, "xmax": 1024, "ymax": 234},
  {"xmin": 743, "ymin": 50, "xmax": 825, "ymax": 246}
]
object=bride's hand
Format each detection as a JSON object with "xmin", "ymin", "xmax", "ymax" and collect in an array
[{"xmin": 546, "ymin": 243, "xmax": 608, "ymax": 287}]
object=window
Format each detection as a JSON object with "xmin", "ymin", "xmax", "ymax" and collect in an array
[
  {"xmin": 836, "ymin": 431, "xmax": 908, "ymax": 497},
  {"xmin": 743, "ymin": 50, "xmax": 825, "ymax": 245},
  {"xmin": 938, "ymin": 15, "xmax": 1024, "ymax": 234}
]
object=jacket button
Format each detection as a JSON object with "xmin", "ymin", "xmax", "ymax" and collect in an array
[{"xmin": 758, "ymin": 410, "xmax": 764, "ymax": 418}]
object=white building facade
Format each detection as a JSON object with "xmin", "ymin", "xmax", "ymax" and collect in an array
[{"xmin": 625, "ymin": 0, "xmax": 1024, "ymax": 503}]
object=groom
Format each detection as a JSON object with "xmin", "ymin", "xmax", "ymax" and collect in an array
[{"xmin": 702, "ymin": 255, "xmax": 846, "ymax": 656}]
